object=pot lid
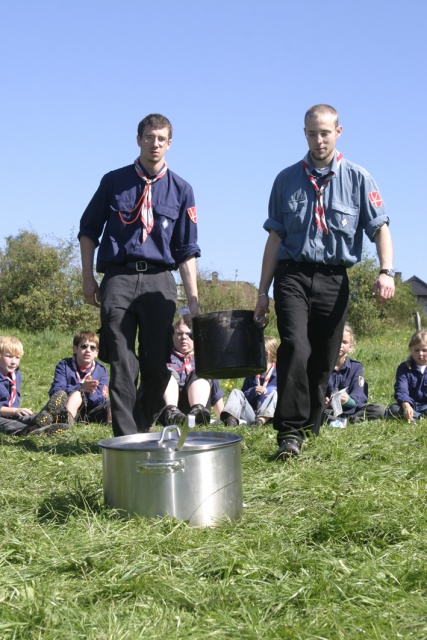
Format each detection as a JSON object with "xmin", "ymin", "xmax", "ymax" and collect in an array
[{"xmin": 98, "ymin": 430, "xmax": 242, "ymax": 452}]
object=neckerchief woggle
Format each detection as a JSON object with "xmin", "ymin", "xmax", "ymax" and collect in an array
[{"xmin": 302, "ymin": 151, "xmax": 343, "ymax": 234}]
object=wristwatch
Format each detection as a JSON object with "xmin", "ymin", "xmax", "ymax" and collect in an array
[{"xmin": 379, "ymin": 269, "xmax": 395, "ymax": 278}]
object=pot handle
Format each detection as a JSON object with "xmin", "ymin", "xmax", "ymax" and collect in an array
[
  {"xmin": 158, "ymin": 425, "xmax": 180, "ymax": 445},
  {"xmin": 136, "ymin": 459, "xmax": 185, "ymax": 475}
]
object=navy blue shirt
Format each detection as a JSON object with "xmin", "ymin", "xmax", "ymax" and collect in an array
[
  {"xmin": 326, "ymin": 358, "xmax": 368, "ymax": 415},
  {"xmin": 49, "ymin": 357, "xmax": 109, "ymax": 411},
  {"xmin": 79, "ymin": 162, "xmax": 201, "ymax": 272},
  {"xmin": 394, "ymin": 359, "xmax": 427, "ymax": 406}
]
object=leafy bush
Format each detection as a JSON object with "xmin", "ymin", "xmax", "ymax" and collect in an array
[
  {"xmin": 0, "ymin": 230, "xmax": 99, "ymax": 332},
  {"xmin": 347, "ymin": 257, "xmax": 423, "ymax": 336}
]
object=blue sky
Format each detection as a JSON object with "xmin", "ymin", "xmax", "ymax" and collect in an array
[{"xmin": 1, "ymin": 0, "xmax": 425, "ymax": 290}]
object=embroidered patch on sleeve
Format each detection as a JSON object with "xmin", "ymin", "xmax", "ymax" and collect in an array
[
  {"xmin": 368, "ymin": 191, "xmax": 382, "ymax": 207},
  {"xmin": 102, "ymin": 385, "xmax": 109, "ymax": 398},
  {"xmin": 187, "ymin": 206, "xmax": 197, "ymax": 222},
  {"xmin": 358, "ymin": 376, "xmax": 365, "ymax": 387}
]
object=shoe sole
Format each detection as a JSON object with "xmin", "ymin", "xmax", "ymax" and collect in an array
[{"xmin": 34, "ymin": 391, "xmax": 68, "ymax": 428}]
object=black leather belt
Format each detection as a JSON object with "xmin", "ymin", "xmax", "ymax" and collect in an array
[
  {"xmin": 278, "ymin": 260, "xmax": 347, "ymax": 275},
  {"xmin": 108, "ymin": 261, "xmax": 170, "ymax": 274}
]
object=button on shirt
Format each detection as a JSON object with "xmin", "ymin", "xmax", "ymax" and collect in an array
[
  {"xmin": 264, "ymin": 151, "xmax": 389, "ymax": 266},
  {"xmin": 78, "ymin": 163, "xmax": 201, "ymax": 272}
]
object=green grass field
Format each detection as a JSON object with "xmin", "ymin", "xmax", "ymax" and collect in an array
[{"xmin": 1, "ymin": 326, "xmax": 426, "ymax": 639}]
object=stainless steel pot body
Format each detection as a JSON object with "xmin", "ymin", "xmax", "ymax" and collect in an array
[{"xmin": 98, "ymin": 430, "xmax": 243, "ymax": 527}]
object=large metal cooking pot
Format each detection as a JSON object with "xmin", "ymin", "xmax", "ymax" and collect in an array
[
  {"xmin": 193, "ymin": 309, "xmax": 267, "ymax": 378},
  {"xmin": 98, "ymin": 427, "xmax": 243, "ymax": 527}
]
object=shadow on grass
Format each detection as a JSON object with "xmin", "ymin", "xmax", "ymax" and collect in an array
[
  {"xmin": 0, "ymin": 434, "xmax": 102, "ymax": 456},
  {"xmin": 37, "ymin": 481, "xmax": 105, "ymax": 523}
]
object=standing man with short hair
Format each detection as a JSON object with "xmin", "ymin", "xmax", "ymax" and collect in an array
[
  {"xmin": 79, "ymin": 114, "xmax": 200, "ymax": 437},
  {"xmin": 254, "ymin": 104, "xmax": 395, "ymax": 460}
]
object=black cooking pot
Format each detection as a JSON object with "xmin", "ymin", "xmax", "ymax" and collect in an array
[{"xmin": 193, "ymin": 310, "xmax": 267, "ymax": 379}]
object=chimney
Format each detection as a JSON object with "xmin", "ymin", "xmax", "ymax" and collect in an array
[{"xmin": 212, "ymin": 271, "xmax": 219, "ymax": 286}]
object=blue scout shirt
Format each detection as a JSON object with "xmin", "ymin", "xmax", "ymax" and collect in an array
[
  {"xmin": 78, "ymin": 162, "xmax": 201, "ymax": 272},
  {"xmin": 326, "ymin": 358, "xmax": 368, "ymax": 415},
  {"xmin": 265, "ymin": 151, "xmax": 389, "ymax": 266},
  {"xmin": 0, "ymin": 370, "xmax": 22, "ymax": 409},
  {"xmin": 49, "ymin": 358, "xmax": 109, "ymax": 411},
  {"xmin": 394, "ymin": 359, "xmax": 427, "ymax": 407}
]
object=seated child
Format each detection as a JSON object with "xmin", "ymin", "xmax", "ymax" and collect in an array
[
  {"xmin": 0, "ymin": 335, "xmax": 68, "ymax": 436},
  {"xmin": 220, "ymin": 336, "xmax": 278, "ymax": 427},
  {"xmin": 324, "ymin": 324, "xmax": 385, "ymax": 426},
  {"xmin": 157, "ymin": 318, "xmax": 224, "ymax": 426},
  {"xmin": 49, "ymin": 331, "xmax": 111, "ymax": 425},
  {"xmin": 386, "ymin": 330, "xmax": 427, "ymax": 422}
]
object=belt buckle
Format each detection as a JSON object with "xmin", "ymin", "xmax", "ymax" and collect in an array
[{"xmin": 135, "ymin": 261, "xmax": 148, "ymax": 272}]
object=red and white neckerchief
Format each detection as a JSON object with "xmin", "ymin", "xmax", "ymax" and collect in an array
[
  {"xmin": 302, "ymin": 151, "xmax": 343, "ymax": 234},
  {"xmin": 73, "ymin": 357, "xmax": 96, "ymax": 385},
  {"xmin": 8, "ymin": 371, "xmax": 17, "ymax": 407},
  {"xmin": 173, "ymin": 349, "xmax": 194, "ymax": 375},
  {"xmin": 256, "ymin": 364, "xmax": 276, "ymax": 390},
  {"xmin": 134, "ymin": 159, "xmax": 168, "ymax": 241}
]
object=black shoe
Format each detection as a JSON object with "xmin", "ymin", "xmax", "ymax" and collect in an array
[
  {"xmin": 189, "ymin": 403, "xmax": 211, "ymax": 425},
  {"xmin": 33, "ymin": 391, "xmax": 68, "ymax": 428},
  {"xmin": 30, "ymin": 423, "xmax": 71, "ymax": 436},
  {"xmin": 220, "ymin": 411, "xmax": 239, "ymax": 427},
  {"xmin": 157, "ymin": 405, "xmax": 186, "ymax": 426},
  {"xmin": 275, "ymin": 438, "xmax": 302, "ymax": 460}
]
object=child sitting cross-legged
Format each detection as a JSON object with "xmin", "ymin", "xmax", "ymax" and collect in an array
[
  {"xmin": 323, "ymin": 324, "xmax": 385, "ymax": 427},
  {"xmin": 220, "ymin": 336, "xmax": 278, "ymax": 427},
  {"xmin": 49, "ymin": 331, "xmax": 111, "ymax": 426},
  {"xmin": 0, "ymin": 335, "xmax": 68, "ymax": 436},
  {"xmin": 386, "ymin": 330, "xmax": 427, "ymax": 422}
]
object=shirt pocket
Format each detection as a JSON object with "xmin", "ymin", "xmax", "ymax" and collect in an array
[
  {"xmin": 281, "ymin": 198, "xmax": 308, "ymax": 235},
  {"xmin": 329, "ymin": 200, "xmax": 358, "ymax": 238},
  {"xmin": 151, "ymin": 203, "xmax": 180, "ymax": 239}
]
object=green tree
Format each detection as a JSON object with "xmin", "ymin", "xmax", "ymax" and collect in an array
[
  {"xmin": 347, "ymin": 258, "xmax": 423, "ymax": 336},
  {"xmin": 0, "ymin": 230, "xmax": 99, "ymax": 332}
]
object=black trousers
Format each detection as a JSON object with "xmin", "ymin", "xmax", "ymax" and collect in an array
[
  {"xmin": 100, "ymin": 268, "xmax": 176, "ymax": 437},
  {"xmin": 273, "ymin": 262, "xmax": 350, "ymax": 444}
]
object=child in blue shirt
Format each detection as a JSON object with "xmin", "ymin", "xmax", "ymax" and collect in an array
[
  {"xmin": 324, "ymin": 324, "xmax": 385, "ymax": 426},
  {"xmin": 0, "ymin": 336, "xmax": 68, "ymax": 435},
  {"xmin": 49, "ymin": 331, "xmax": 111, "ymax": 425},
  {"xmin": 386, "ymin": 330, "xmax": 427, "ymax": 421}
]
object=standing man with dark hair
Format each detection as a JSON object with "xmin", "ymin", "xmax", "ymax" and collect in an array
[
  {"xmin": 79, "ymin": 114, "xmax": 200, "ymax": 437},
  {"xmin": 254, "ymin": 104, "xmax": 395, "ymax": 460}
]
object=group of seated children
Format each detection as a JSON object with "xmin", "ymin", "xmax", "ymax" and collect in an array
[
  {"xmin": 0, "ymin": 331, "xmax": 110, "ymax": 437},
  {"xmin": 2, "ymin": 321, "xmax": 426, "ymax": 438},
  {"xmin": 323, "ymin": 325, "xmax": 427, "ymax": 427}
]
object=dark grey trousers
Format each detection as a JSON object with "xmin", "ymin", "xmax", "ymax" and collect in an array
[{"xmin": 100, "ymin": 268, "xmax": 176, "ymax": 437}]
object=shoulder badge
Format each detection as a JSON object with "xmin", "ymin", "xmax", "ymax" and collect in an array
[{"xmin": 187, "ymin": 206, "xmax": 197, "ymax": 223}]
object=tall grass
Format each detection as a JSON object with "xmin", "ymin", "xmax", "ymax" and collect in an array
[{"xmin": 0, "ymin": 325, "xmax": 426, "ymax": 639}]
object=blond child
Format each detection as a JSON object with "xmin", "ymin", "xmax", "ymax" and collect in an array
[
  {"xmin": 0, "ymin": 336, "xmax": 68, "ymax": 435},
  {"xmin": 386, "ymin": 330, "xmax": 427, "ymax": 421}
]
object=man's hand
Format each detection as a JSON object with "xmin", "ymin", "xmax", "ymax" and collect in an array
[
  {"xmin": 83, "ymin": 276, "xmax": 101, "ymax": 308},
  {"xmin": 372, "ymin": 273, "xmax": 395, "ymax": 304}
]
